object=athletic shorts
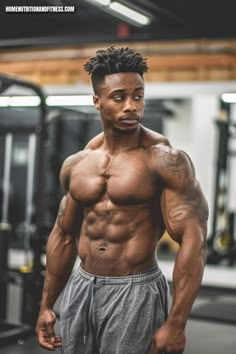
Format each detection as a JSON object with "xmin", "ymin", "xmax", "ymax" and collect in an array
[{"xmin": 60, "ymin": 265, "xmax": 170, "ymax": 354}]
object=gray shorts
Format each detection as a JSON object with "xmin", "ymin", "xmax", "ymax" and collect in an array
[{"xmin": 60, "ymin": 265, "xmax": 170, "ymax": 354}]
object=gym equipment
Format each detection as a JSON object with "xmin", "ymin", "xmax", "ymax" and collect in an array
[
  {"xmin": 0, "ymin": 133, "xmax": 13, "ymax": 321},
  {"xmin": 0, "ymin": 74, "xmax": 48, "ymax": 346},
  {"xmin": 207, "ymin": 100, "xmax": 236, "ymax": 265}
]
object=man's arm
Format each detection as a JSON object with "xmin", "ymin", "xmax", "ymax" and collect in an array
[
  {"xmin": 152, "ymin": 146, "xmax": 208, "ymax": 353},
  {"xmin": 36, "ymin": 157, "xmax": 84, "ymax": 350}
]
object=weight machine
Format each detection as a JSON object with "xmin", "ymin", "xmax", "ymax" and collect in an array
[
  {"xmin": 207, "ymin": 99, "xmax": 236, "ymax": 266},
  {"xmin": 0, "ymin": 74, "xmax": 48, "ymax": 345}
]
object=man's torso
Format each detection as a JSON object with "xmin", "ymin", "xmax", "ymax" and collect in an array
[{"xmin": 65, "ymin": 130, "xmax": 167, "ymax": 275}]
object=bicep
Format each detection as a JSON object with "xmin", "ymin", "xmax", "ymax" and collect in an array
[{"xmin": 160, "ymin": 181, "xmax": 208, "ymax": 244}]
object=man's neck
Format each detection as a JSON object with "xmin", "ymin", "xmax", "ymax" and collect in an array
[{"xmin": 103, "ymin": 125, "xmax": 142, "ymax": 154}]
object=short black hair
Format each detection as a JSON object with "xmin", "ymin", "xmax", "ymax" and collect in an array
[{"xmin": 84, "ymin": 46, "xmax": 148, "ymax": 94}]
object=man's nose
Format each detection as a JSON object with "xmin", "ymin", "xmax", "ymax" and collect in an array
[{"xmin": 123, "ymin": 97, "xmax": 137, "ymax": 111}]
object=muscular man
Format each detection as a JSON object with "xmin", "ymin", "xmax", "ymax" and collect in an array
[{"xmin": 36, "ymin": 46, "xmax": 208, "ymax": 354}]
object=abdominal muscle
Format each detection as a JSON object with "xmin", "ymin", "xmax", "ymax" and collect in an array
[{"xmin": 78, "ymin": 199, "xmax": 164, "ymax": 276}]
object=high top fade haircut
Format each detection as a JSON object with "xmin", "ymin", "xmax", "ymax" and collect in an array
[{"xmin": 84, "ymin": 46, "xmax": 148, "ymax": 94}]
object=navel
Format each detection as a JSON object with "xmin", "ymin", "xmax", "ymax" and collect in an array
[{"xmin": 99, "ymin": 246, "xmax": 107, "ymax": 252}]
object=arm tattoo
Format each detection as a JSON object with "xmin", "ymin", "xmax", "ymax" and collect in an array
[
  {"xmin": 167, "ymin": 186, "xmax": 208, "ymax": 227},
  {"xmin": 158, "ymin": 147, "xmax": 208, "ymax": 237},
  {"xmin": 160, "ymin": 148, "xmax": 187, "ymax": 173},
  {"xmin": 158, "ymin": 147, "xmax": 194, "ymax": 187}
]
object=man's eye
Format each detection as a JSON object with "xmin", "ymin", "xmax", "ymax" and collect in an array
[
  {"xmin": 113, "ymin": 96, "xmax": 123, "ymax": 101},
  {"xmin": 134, "ymin": 95, "xmax": 143, "ymax": 100}
]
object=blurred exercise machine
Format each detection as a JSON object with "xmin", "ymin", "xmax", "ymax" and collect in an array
[
  {"xmin": 207, "ymin": 99, "xmax": 236, "ymax": 265},
  {"xmin": 0, "ymin": 74, "xmax": 48, "ymax": 346}
]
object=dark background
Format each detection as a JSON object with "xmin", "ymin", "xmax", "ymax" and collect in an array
[{"xmin": 0, "ymin": 0, "xmax": 235, "ymax": 49}]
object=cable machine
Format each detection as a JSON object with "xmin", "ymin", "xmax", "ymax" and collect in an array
[
  {"xmin": 0, "ymin": 74, "xmax": 48, "ymax": 345},
  {"xmin": 207, "ymin": 99, "xmax": 236, "ymax": 266}
]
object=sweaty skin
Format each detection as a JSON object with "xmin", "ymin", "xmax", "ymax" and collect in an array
[{"xmin": 36, "ymin": 72, "xmax": 208, "ymax": 353}]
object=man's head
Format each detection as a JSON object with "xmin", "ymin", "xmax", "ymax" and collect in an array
[{"xmin": 84, "ymin": 46, "xmax": 148, "ymax": 95}]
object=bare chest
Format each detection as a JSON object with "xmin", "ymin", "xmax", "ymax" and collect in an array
[{"xmin": 69, "ymin": 150, "xmax": 158, "ymax": 205}]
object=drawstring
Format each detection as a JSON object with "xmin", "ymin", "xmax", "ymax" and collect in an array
[
  {"xmin": 84, "ymin": 276, "xmax": 96, "ymax": 344},
  {"xmin": 80, "ymin": 265, "xmax": 161, "ymax": 344}
]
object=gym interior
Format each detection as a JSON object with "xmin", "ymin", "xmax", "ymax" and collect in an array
[{"xmin": 0, "ymin": 1, "xmax": 235, "ymax": 353}]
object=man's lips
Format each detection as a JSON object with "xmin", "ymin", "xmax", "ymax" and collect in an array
[
  {"xmin": 120, "ymin": 116, "xmax": 139, "ymax": 125},
  {"xmin": 120, "ymin": 115, "xmax": 139, "ymax": 121}
]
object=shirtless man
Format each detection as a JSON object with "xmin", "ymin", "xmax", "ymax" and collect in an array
[{"xmin": 36, "ymin": 46, "xmax": 208, "ymax": 354}]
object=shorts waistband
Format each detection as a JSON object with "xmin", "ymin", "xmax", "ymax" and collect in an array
[{"xmin": 78, "ymin": 265, "xmax": 162, "ymax": 284}]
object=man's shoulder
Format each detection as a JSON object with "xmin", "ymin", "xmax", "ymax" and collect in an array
[
  {"xmin": 140, "ymin": 126, "xmax": 188, "ymax": 159},
  {"xmin": 59, "ymin": 151, "xmax": 86, "ymax": 190},
  {"xmin": 85, "ymin": 132, "xmax": 104, "ymax": 150},
  {"xmin": 140, "ymin": 125, "xmax": 170, "ymax": 150},
  {"xmin": 141, "ymin": 128, "xmax": 195, "ymax": 189},
  {"xmin": 61, "ymin": 133, "xmax": 103, "ymax": 181}
]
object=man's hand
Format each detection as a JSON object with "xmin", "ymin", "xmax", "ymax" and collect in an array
[
  {"xmin": 36, "ymin": 308, "xmax": 62, "ymax": 351},
  {"xmin": 151, "ymin": 322, "xmax": 186, "ymax": 354}
]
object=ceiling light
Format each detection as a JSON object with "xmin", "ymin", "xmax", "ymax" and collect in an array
[
  {"xmin": 0, "ymin": 97, "xmax": 10, "ymax": 107},
  {"xmin": 0, "ymin": 96, "xmax": 41, "ymax": 107},
  {"xmin": 221, "ymin": 93, "xmax": 236, "ymax": 103},
  {"xmin": 109, "ymin": 1, "xmax": 151, "ymax": 26},
  {"xmin": 0, "ymin": 95, "xmax": 94, "ymax": 107},
  {"xmin": 10, "ymin": 96, "xmax": 41, "ymax": 107},
  {"xmin": 46, "ymin": 95, "xmax": 94, "ymax": 106},
  {"xmin": 86, "ymin": 0, "xmax": 111, "ymax": 6}
]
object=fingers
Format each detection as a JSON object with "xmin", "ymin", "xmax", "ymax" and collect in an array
[
  {"xmin": 38, "ymin": 326, "xmax": 62, "ymax": 350},
  {"xmin": 49, "ymin": 336, "xmax": 62, "ymax": 348},
  {"xmin": 39, "ymin": 329, "xmax": 62, "ymax": 350},
  {"xmin": 36, "ymin": 310, "xmax": 62, "ymax": 351}
]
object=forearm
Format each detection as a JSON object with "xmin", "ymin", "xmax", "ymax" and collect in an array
[
  {"xmin": 40, "ymin": 228, "xmax": 77, "ymax": 310},
  {"xmin": 167, "ymin": 230, "xmax": 207, "ymax": 328}
]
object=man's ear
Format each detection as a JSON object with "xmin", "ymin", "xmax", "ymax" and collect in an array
[{"xmin": 93, "ymin": 95, "xmax": 100, "ymax": 110}]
